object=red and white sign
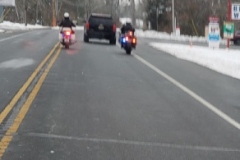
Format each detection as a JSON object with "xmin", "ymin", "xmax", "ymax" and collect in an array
[
  {"xmin": 208, "ymin": 16, "xmax": 220, "ymax": 49},
  {"xmin": 209, "ymin": 16, "xmax": 219, "ymax": 23},
  {"xmin": 176, "ymin": 27, "xmax": 180, "ymax": 36},
  {"xmin": 0, "ymin": 0, "xmax": 15, "ymax": 7}
]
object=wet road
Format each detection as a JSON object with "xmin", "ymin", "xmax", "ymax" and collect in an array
[{"xmin": 0, "ymin": 30, "xmax": 239, "ymax": 160}]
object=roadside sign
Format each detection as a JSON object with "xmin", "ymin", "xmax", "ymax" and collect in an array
[
  {"xmin": 232, "ymin": 4, "xmax": 240, "ymax": 20},
  {"xmin": 223, "ymin": 22, "xmax": 234, "ymax": 39},
  {"xmin": 0, "ymin": 0, "xmax": 15, "ymax": 6},
  {"xmin": 208, "ymin": 20, "xmax": 220, "ymax": 49},
  {"xmin": 209, "ymin": 16, "xmax": 219, "ymax": 23},
  {"xmin": 176, "ymin": 27, "xmax": 180, "ymax": 36}
]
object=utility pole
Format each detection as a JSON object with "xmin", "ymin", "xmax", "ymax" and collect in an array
[
  {"xmin": 36, "ymin": 0, "xmax": 39, "ymax": 24},
  {"xmin": 156, "ymin": 7, "xmax": 159, "ymax": 31},
  {"xmin": 172, "ymin": 0, "xmax": 175, "ymax": 34},
  {"xmin": 84, "ymin": 0, "xmax": 86, "ymax": 19},
  {"xmin": 52, "ymin": 0, "xmax": 56, "ymax": 26},
  {"xmin": 131, "ymin": 0, "xmax": 136, "ymax": 27},
  {"xmin": 117, "ymin": 0, "xmax": 120, "ymax": 17},
  {"xmin": 85, "ymin": 0, "xmax": 90, "ymax": 19},
  {"xmin": 111, "ymin": 0, "xmax": 113, "ymax": 15},
  {"xmin": 56, "ymin": 0, "xmax": 58, "ymax": 20},
  {"xmin": 24, "ymin": 0, "xmax": 27, "ymax": 26},
  {"xmin": 227, "ymin": 0, "xmax": 232, "ymax": 48}
]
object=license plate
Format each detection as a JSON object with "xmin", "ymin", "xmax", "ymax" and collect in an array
[
  {"xmin": 98, "ymin": 24, "xmax": 104, "ymax": 30},
  {"xmin": 64, "ymin": 38, "xmax": 69, "ymax": 42}
]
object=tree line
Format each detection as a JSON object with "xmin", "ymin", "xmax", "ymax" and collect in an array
[{"xmin": 3, "ymin": 0, "xmax": 240, "ymax": 36}]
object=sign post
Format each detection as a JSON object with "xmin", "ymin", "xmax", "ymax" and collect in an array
[
  {"xmin": 227, "ymin": 0, "xmax": 232, "ymax": 48},
  {"xmin": 208, "ymin": 17, "xmax": 220, "ymax": 49}
]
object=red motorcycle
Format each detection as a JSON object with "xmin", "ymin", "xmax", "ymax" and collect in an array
[{"xmin": 59, "ymin": 27, "xmax": 76, "ymax": 49}]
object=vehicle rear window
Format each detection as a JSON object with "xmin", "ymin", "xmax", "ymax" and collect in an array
[{"xmin": 89, "ymin": 16, "xmax": 113, "ymax": 25}]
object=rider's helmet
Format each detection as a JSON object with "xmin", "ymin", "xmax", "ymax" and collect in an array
[
  {"xmin": 64, "ymin": 12, "xmax": 70, "ymax": 19},
  {"xmin": 125, "ymin": 22, "xmax": 133, "ymax": 35},
  {"xmin": 125, "ymin": 22, "xmax": 132, "ymax": 26}
]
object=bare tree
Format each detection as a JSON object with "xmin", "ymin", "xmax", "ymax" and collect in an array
[{"xmin": 144, "ymin": 0, "xmax": 229, "ymax": 36}]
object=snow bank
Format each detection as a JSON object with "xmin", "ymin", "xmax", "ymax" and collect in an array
[
  {"xmin": 137, "ymin": 30, "xmax": 227, "ymax": 45},
  {"xmin": 150, "ymin": 42, "xmax": 240, "ymax": 80},
  {"xmin": 0, "ymin": 20, "xmax": 229, "ymax": 46},
  {"xmin": 0, "ymin": 21, "xmax": 48, "ymax": 31},
  {"xmin": 0, "ymin": 21, "xmax": 84, "ymax": 31}
]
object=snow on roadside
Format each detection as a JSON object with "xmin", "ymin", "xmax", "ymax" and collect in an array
[
  {"xmin": 150, "ymin": 42, "xmax": 240, "ymax": 80},
  {"xmin": 0, "ymin": 21, "xmax": 84, "ymax": 31},
  {"xmin": 0, "ymin": 20, "xmax": 228, "ymax": 46},
  {"xmin": 0, "ymin": 21, "xmax": 48, "ymax": 31},
  {"xmin": 136, "ymin": 30, "xmax": 227, "ymax": 45}
]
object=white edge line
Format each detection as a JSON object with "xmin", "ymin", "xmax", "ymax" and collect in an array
[
  {"xmin": 133, "ymin": 53, "xmax": 240, "ymax": 130},
  {"xmin": 27, "ymin": 132, "xmax": 240, "ymax": 152},
  {"xmin": 0, "ymin": 32, "xmax": 29, "ymax": 43}
]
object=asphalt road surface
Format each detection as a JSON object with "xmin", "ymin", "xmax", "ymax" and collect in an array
[{"xmin": 0, "ymin": 29, "xmax": 239, "ymax": 160}]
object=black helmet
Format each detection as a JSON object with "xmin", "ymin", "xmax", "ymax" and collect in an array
[{"xmin": 126, "ymin": 22, "xmax": 131, "ymax": 26}]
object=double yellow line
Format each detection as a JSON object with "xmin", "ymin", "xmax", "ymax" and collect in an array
[{"xmin": 0, "ymin": 43, "xmax": 62, "ymax": 158}]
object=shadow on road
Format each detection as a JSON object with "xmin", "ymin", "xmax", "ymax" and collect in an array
[{"xmin": 83, "ymin": 40, "xmax": 116, "ymax": 46}]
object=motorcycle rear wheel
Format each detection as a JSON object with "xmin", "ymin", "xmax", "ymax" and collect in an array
[
  {"xmin": 65, "ymin": 44, "xmax": 69, "ymax": 49},
  {"xmin": 126, "ymin": 48, "xmax": 132, "ymax": 55}
]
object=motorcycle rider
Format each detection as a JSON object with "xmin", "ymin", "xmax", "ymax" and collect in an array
[
  {"xmin": 121, "ymin": 22, "xmax": 135, "ymax": 35},
  {"xmin": 59, "ymin": 12, "xmax": 76, "ymax": 31},
  {"xmin": 120, "ymin": 22, "xmax": 136, "ymax": 47},
  {"xmin": 58, "ymin": 12, "xmax": 76, "ymax": 44}
]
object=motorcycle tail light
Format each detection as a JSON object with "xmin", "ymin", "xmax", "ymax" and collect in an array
[
  {"xmin": 132, "ymin": 38, "xmax": 136, "ymax": 44},
  {"xmin": 65, "ymin": 31, "xmax": 71, "ymax": 36}
]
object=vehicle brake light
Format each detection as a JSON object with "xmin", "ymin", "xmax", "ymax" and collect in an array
[
  {"xmin": 113, "ymin": 24, "xmax": 116, "ymax": 32},
  {"xmin": 129, "ymin": 31, "xmax": 133, "ymax": 36},
  {"xmin": 86, "ymin": 22, "xmax": 90, "ymax": 29}
]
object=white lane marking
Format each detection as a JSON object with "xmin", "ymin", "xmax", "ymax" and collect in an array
[
  {"xmin": 133, "ymin": 53, "xmax": 240, "ymax": 130},
  {"xmin": 0, "ymin": 58, "xmax": 34, "ymax": 69},
  {"xmin": 27, "ymin": 132, "xmax": 240, "ymax": 152},
  {"xmin": 0, "ymin": 32, "xmax": 28, "ymax": 43}
]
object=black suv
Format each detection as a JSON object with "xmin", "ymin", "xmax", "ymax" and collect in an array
[
  {"xmin": 231, "ymin": 30, "xmax": 240, "ymax": 45},
  {"xmin": 84, "ymin": 13, "xmax": 116, "ymax": 45}
]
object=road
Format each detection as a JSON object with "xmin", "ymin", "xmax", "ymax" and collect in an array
[{"xmin": 0, "ymin": 29, "xmax": 239, "ymax": 160}]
